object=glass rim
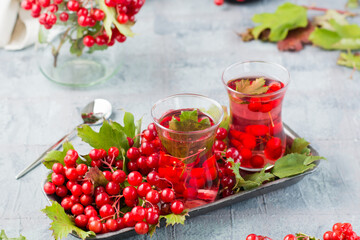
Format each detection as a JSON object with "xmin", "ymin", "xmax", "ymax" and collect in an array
[
  {"xmin": 151, "ymin": 93, "xmax": 224, "ymax": 135},
  {"xmin": 221, "ymin": 60, "xmax": 290, "ymax": 97}
]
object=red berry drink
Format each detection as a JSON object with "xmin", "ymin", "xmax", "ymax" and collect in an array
[
  {"xmin": 151, "ymin": 94, "xmax": 224, "ymax": 208},
  {"xmin": 222, "ymin": 61, "xmax": 290, "ymax": 171}
]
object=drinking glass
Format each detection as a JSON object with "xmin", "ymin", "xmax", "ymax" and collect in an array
[
  {"xmin": 222, "ymin": 61, "xmax": 290, "ymax": 171},
  {"xmin": 151, "ymin": 94, "xmax": 224, "ymax": 208}
]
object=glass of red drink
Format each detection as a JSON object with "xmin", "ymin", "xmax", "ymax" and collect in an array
[
  {"xmin": 222, "ymin": 61, "xmax": 290, "ymax": 171},
  {"xmin": 151, "ymin": 94, "xmax": 224, "ymax": 208}
]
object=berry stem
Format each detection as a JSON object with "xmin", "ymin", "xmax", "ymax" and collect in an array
[
  {"xmin": 100, "ymin": 159, "xmax": 115, "ymax": 172},
  {"xmin": 52, "ymin": 27, "xmax": 71, "ymax": 68},
  {"xmin": 268, "ymin": 112, "xmax": 274, "ymax": 128}
]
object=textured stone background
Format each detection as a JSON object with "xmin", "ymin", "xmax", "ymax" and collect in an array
[{"xmin": 1, "ymin": 0, "xmax": 360, "ymax": 239}]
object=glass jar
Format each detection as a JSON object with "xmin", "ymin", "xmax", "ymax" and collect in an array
[
  {"xmin": 151, "ymin": 94, "xmax": 224, "ymax": 208},
  {"xmin": 222, "ymin": 61, "xmax": 290, "ymax": 172},
  {"xmin": 36, "ymin": 25, "xmax": 120, "ymax": 87}
]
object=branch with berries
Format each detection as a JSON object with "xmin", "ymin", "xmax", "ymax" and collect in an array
[{"xmin": 21, "ymin": 0, "xmax": 144, "ymax": 66}]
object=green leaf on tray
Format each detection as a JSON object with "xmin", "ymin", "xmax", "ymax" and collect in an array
[
  {"xmin": 84, "ymin": 166, "xmax": 109, "ymax": 188},
  {"xmin": 148, "ymin": 224, "xmax": 157, "ymax": 237},
  {"xmin": 273, "ymin": 137, "xmax": 325, "ymax": 178},
  {"xmin": 0, "ymin": 230, "xmax": 26, "ymax": 240},
  {"xmin": 77, "ymin": 119, "xmax": 129, "ymax": 153},
  {"xmin": 159, "ymin": 210, "xmax": 189, "ymax": 226},
  {"xmin": 98, "ymin": 0, "xmax": 134, "ymax": 40},
  {"xmin": 227, "ymin": 159, "xmax": 274, "ymax": 191},
  {"xmin": 227, "ymin": 137, "xmax": 325, "ymax": 191},
  {"xmin": 337, "ymin": 51, "xmax": 360, "ymax": 70},
  {"xmin": 133, "ymin": 116, "xmax": 143, "ymax": 148},
  {"xmin": 41, "ymin": 200, "xmax": 95, "ymax": 240},
  {"xmin": 309, "ymin": 19, "xmax": 360, "ymax": 50},
  {"xmin": 43, "ymin": 141, "xmax": 74, "ymax": 169},
  {"xmin": 272, "ymin": 153, "xmax": 325, "ymax": 178},
  {"xmin": 251, "ymin": 2, "xmax": 308, "ymax": 42},
  {"xmin": 286, "ymin": 138, "xmax": 310, "ymax": 154},
  {"xmin": 235, "ymin": 78, "xmax": 269, "ymax": 95},
  {"xmin": 169, "ymin": 109, "xmax": 211, "ymax": 132},
  {"xmin": 122, "ymin": 112, "xmax": 136, "ymax": 138}
]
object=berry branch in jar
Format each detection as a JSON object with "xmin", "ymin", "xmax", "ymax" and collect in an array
[{"xmin": 21, "ymin": 0, "xmax": 145, "ymax": 66}]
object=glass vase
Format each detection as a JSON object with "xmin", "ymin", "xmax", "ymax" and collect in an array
[{"xmin": 36, "ymin": 25, "xmax": 120, "ymax": 87}]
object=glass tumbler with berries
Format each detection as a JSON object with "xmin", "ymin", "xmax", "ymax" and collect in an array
[
  {"xmin": 151, "ymin": 94, "xmax": 224, "ymax": 209},
  {"xmin": 21, "ymin": 0, "xmax": 145, "ymax": 87},
  {"xmin": 222, "ymin": 61, "xmax": 290, "ymax": 171}
]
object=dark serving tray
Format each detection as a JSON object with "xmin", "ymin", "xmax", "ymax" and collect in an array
[{"xmin": 43, "ymin": 123, "xmax": 320, "ymax": 239}]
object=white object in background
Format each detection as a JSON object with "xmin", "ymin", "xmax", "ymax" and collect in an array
[
  {"xmin": 5, "ymin": 9, "xmax": 40, "ymax": 50},
  {"xmin": 0, "ymin": 0, "xmax": 40, "ymax": 50},
  {"xmin": 0, "ymin": 0, "xmax": 19, "ymax": 47}
]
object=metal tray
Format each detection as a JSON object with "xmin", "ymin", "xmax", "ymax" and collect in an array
[{"xmin": 43, "ymin": 123, "xmax": 320, "ymax": 239}]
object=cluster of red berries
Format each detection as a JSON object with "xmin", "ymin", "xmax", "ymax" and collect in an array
[
  {"xmin": 245, "ymin": 222, "xmax": 359, "ymax": 240},
  {"xmin": 20, "ymin": 0, "xmax": 145, "ymax": 48},
  {"xmin": 43, "ymin": 123, "xmax": 185, "ymax": 236},
  {"xmin": 213, "ymin": 125, "xmax": 283, "ymax": 172},
  {"xmin": 246, "ymin": 234, "xmax": 272, "ymax": 240},
  {"xmin": 323, "ymin": 222, "xmax": 359, "ymax": 240}
]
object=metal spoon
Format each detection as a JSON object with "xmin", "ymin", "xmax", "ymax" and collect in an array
[{"xmin": 15, "ymin": 99, "xmax": 112, "ymax": 180}]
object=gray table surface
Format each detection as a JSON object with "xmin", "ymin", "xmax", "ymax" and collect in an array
[{"xmin": 1, "ymin": 0, "xmax": 360, "ymax": 239}]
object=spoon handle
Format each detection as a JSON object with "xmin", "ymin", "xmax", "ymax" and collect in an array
[{"xmin": 15, "ymin": 126, "xmax": 79, "ymax": 180}]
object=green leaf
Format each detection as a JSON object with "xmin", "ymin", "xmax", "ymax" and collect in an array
[
  {"xmin": 347, "ymin": 0, "xmax": 359, "ymax": 8},
  {"xmin": 169, "ymin": 109, "xmax": 211, "ymax": 132},
  {"xmin": 84, "ymin": 166, "xmax": 109, "ymax": 188},
  {"xmin": 309, "ymin": 20, "xmax": 360, "ymax": 50},
  {"xmin": 43, "ymin": 141, "xmax": 74, "ymax": 169},
  {"xmin": 313, "ymin": 10, "xmax": 350, "ymax": 31},
  {"xmin": 77, "ymin": 120, "xmax": 128, "ymax": 153},
  {"xmin": 271, "ymin": 153, "xmax": 325, "ymax": 178},
  {"xmin": 227, "ymin": 159, "xmax": 274, "ymax": 191},
  {"xmin": 47, "ymin": 172, "xmax": 52, "ymax": 182},
  {"xmin": 148, "ymin": 224, "xmax": 157, "ymax": 237},
  {"xmin": 0, "ymin": 230, "xmax": 26, "ymax": 240},
  {"xmin": 133, "ymin": 116, "xmax": 143, "ymax": 148},
  {"xmin": 123, "ymin": 112, "xmax": 136, "ymax": 138},
  {"xmin": 295, "ymin": 232, "xmax": 320, "ymax": 240},
  {"xmin": 69, "ymin": 38, "xmax": 84, "ymax": 57},
  {"xmin": 251, "ymin": 2, "xmax": 308, "ymax": 42},
  {"xmin": 286, "ymin": 138, "xmax": 310, "ymax": 154},
  {"xmin": 159, "ymin": 210, "xmax": 189, "ymax": 226},
  {"xmin": 303, "ymin": 155, "xmax": 325, "ymax": 166},
  {"xmin": 76, "ymin": 26, "xmax": 86, "ymax": 39},
  {"xmin": 337, "ymin": 51, "xmax": 360, "ymax": 70},
  {"xmin": 235, "ymin": 78, "xmax": 269, "ymax": 95},
  {"xmin": 226, "ymin": 158, "xmax": 242, "ymax": 187},
  {"xmin": 38, "ymin": 26, "xmax": 47, "ymax": 44},
  {"xmin": 77, "ymin": 154, "xmax": 92, "ymax": 167},
  {"xmin": 41, "ymin": 201, "xmax": 95, "ymax": 240},
  {"xmin": 98, "ymin": 0, "xmax": 134, "ymax": 40},
  {"xmin": 243, "ymin": 168, "xmax": 274, "ymax": 190},
  {"xmin": 87, "ymin": 44, "xmax": 108, "ymax": 54}
]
